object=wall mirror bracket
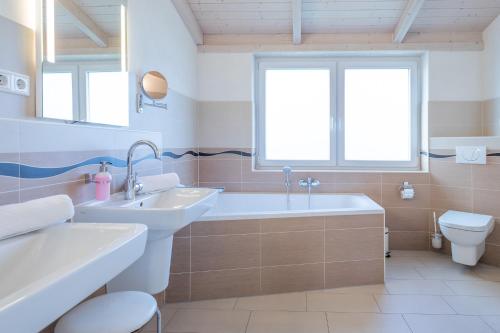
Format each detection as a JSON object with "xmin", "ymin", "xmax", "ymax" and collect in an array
[{"xmin": 137, "ymin": 71, "xmax": 169, "ymax": 113}]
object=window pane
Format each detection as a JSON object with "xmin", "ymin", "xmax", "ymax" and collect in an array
[
  {"xmin": 265, "ymin": 69, "xmax": 331, "ymax": 161},
  {"xmin": 86, "ymin": 71, "xmax": 129, "ymax": 126},
  {"xmin": 344, "ymin": 68, "xmax": 412, "ymax": 161},
  {"xmin": 42, "ymin": 72, "xmax": 74, "ymax": 121}
]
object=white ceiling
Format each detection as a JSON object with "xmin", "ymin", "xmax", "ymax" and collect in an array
[{"xmin": 188, "ymin": 0, "xmax": 500, "ymax": 35}]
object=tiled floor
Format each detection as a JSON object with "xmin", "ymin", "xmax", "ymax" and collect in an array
[{"xmin": 143, "ymin": 251, "xmax": 500, "ymax": 333}]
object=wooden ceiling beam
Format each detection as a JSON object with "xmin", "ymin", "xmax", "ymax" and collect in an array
[
  {"xmin": 56, "ymin": 0, "xmax": 108, "ymax": 47},
  {"xmin": 172, "ymin": 0, "xmax": 204, "ymax": 45},
  {"xmin": 394, "ymin": 0, "xmax": 426, "ymax": 43}
]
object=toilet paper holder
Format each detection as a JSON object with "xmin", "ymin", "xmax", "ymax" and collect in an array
[{"xmin": 400, "ymin": 181, "xmax": 415, "ymax": 200}]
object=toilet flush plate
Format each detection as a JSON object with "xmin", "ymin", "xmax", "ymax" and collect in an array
[{"xmin": 456, "ymin": 146, "xmax": 486, "ymax": 164}]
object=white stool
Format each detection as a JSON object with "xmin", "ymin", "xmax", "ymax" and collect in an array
[{"xmin": 55, "ymin": 291, "xmax": 161, "ymax": 333}]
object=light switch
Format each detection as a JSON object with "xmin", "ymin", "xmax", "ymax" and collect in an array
[{"xmin": 456, "ymin": 146, "xmax": 486, "ymax": 164}]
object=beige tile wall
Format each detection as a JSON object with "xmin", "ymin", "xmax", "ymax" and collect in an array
[
  {"xmin": 164, "ymin": 214, "xmax": 384, "ymax": 302},
  {"xmin": 197, "ymin": 148, "xmax": 500, "ymax": 268}
]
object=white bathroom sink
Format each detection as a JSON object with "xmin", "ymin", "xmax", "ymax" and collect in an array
[
  {"xmin": 0, "ymin": 222, "xmax": 147, "ymax": 333},
  {"xmin": 74, "ymin": 187, "xmax": 219, "ymax": 237}
]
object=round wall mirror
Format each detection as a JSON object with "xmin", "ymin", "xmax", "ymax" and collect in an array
[{"xmin": 141, "ymin": 71, "xmax": 168, "ymax": 100}]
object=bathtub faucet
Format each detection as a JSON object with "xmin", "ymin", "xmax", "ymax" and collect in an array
[
  {"xmin": 283, "ymin": 166, "xmax": 292, "ymax": 208},
  {"xmin": 299, "ymin": 177, "xmax": 320, "ymax": 208}
]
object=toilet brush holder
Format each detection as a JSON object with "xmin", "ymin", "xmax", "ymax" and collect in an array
[{"xmin": 431, "ymin": 233, "xmax": 442, "ymax": 249}]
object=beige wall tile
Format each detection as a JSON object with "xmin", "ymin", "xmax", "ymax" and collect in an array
[
  {"xmin": 192, "ymin": 219, "xmax": 260, "ymax": 236},
  {"xmin": 486, "ymin": 221, "xmax": 500, "ymax": 245},
  {"xmin": 430, "ymin": 160, "xmax": 472, "ymax": 187},
  {"xmin": 165, "ymin": 273, "xmax": 190, "ymax": 303},
  {"xmin": 390, "ymin": 231, "xmax": 430, "ymax": 250},
  {"xmin": 261, "ymin": 217, "xmax": 324, "ymax": 233},
  {"xmin": 334, "ymin": 173, "xmax": 382, "ymax": 184},
  {"xmin": 261, "ymin": 263, "xmax": 324, "ymax": 294},
  {"xmin": 382, "ymin": 184, "xmax": 430, "ymax": 209},
  {"xmin": 19, "ymin": 180, "xmax": 94, "ymax": 205},
  {"xmin": 199, "ymin": 181, "xmax": 242, "ymax": 192},
  {"xmin": 173, "ymin": 159, "xmax": 198, "ymax": 186},
  {"xmin": 242, "ymin": 159, "xmax": 282, "ymax": 183},
  {"xmin": 382, "ymin": 172, "xmax": 430, "ymax": 185},
  {"xmin": 473, "ymin": 164, "xmax": 500, "ymax": 191},
  {"xmin": 191, "ymin": 234, "xmax": 260, "ymax": 271},
  {"xmin": 199, "ymin": 158, "xmax": 242, "ymax": 183},
  {"xmin": 171, "ymin": 237, "xmax": 190, "ymax": 274},
  {"xmin": 191, "ymin": 268, "xmax": 260, "ymax": 300},
  {"xmin": 326, "ymin": 228, "xmax": 384, "ymax": 261},
  {"xmin": 334, "ymin": 183, "xmax": 382, "ymax": 203},
  {"xmin": 325, "ymin": 259, "xmax": 384, "ymax": 289},
  {"xmin": 481, "ymin": 244, "xmax": 500, "ymax": 267},
  {"xmin": 385, "ymin": 208, "xmax": 429, "ymax": 232},
  {"xmin": 241, "ymin": 182, "xmax": 284, "ymax": 192},
  {"xmin": 474, "ymin": 189, "xmax": 500, "ymax": 218},
  {"xmin": 262, "ymin": 231, "xmax": 324, "ymax": 266},
  {"xmin": 430, "ymin": 185, "xmax": 472, "ymax": 211},
  {"xmin": 325, "ymin": 214, "xmax": 384, "ymax": 230}
]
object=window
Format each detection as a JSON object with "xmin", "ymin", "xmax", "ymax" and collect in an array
[
  {"xmin": 256, "ymin": 57, "xmax": 420, "ymax": 170},
  {"xmin": 42, "ymin": 67, "xmax": 78, "ymax": 121}
]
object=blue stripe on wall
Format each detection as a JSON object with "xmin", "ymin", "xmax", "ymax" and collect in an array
[{"xmin": 3, "ymin": 149, "xmax": 487, "ymax": 179}]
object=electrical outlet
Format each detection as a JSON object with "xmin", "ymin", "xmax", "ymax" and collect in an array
[
  {"xmin": 0, "ymin": 71, "xmax": 12, "ymax": 93},
  {"xmin": 12, "ymin": 74, "xmax": 30, "ymax": 96}
]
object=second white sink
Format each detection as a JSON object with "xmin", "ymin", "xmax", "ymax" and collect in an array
[
  {"xmin": 0, "ymin": 223, "xmax": 147, "ymax": 333},
  {"xmin": 75, "ymin": 187, "xmax": 218, "ymax": 237}
]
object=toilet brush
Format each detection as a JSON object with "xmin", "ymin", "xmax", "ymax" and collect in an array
[{"xmin": 431, "ymin": 211, "xmax": 443, "ymax": 249}]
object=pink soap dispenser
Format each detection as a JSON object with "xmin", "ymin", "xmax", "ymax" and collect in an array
[{"xmin": 95, "ymin": 162, "xmax": 112, "ymax": 201}]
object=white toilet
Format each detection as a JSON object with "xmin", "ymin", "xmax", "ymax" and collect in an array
[{"xmin": 439, "ymin": 210, "xmax": 495, "ymax": 266}]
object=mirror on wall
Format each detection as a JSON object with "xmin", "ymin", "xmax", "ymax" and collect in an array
[
  {"xmin": 137, "ymin": 71, "xmax": 168, "ymax": 113},
  {"xmin": 37, "ymin": 0, "xmax": 129, "ymax": 127}
]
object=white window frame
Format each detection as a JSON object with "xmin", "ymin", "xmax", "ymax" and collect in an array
[{"xmin": 255, "ymin": 56, "xmax": 421, "ymax": 171}]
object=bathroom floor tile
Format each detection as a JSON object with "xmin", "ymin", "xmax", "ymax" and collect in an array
[
  {"xmin": 385, "ymin": 263, "xmax": 424, "ymax": 279},
  {"xmin": 316, "ymin": 284, "xmax": 388, "ymax": 295},
  {"xmin": 326, "ymin": 313, "xmax": 411, "ymax": 333},
  {"xmin": 235, "ymin": 292, "xmax": 306, "ymax": 311},
  {"xmin": 385, "ymin": 279, "xmax": 454, "ymax": 295},
  {"xmin": 403, "ymin": 314, "xmax": 495, "ymax": 333},
  {"xmin": 445, "ymin": 280, "xmax": 500, "ymax": 296},
  {"xmin": 415, "ymin": 264, "xmax": 481, "ymax": 281},
  {"xmin": 142, "ymin": 306, "xmax": 176, "ymax": 332},
  {"xmin": 306, "ymin": 292, "xmax": 379, "ymax": 312},
  {"xmin": 443, "ymin": 296, "xmax": 500, "ymax": 315},
  {"xmin": 165, "ymin": 298, "xmax": 237, "ymax": 310},
  {"xmin": 246, "ymin": 311, "xmax": 329, "ymax": 333},
  {"xmin": 166, "ymin": 309, "xmax": 250, "ymax": 333},
  {"xmin": 473, "ymin": 264, "xmax": 500, "ymax": 282},
  {"xmin": 375, "ymin": 295, "xmax": 455, "ymax": 314}
]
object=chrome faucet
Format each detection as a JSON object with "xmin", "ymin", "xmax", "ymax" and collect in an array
[
  {"xmin": 299, "ymin": 177, "xmax": 320, "ymax": 208},
  {"xmin": 283, "ymin": 166, "xmax": 292, "ymax": 208},
  {"xmin": 124, "ymin": 140, "xmax": 161, "ymax": 200}
]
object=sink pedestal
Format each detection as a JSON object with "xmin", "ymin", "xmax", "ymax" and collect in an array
[{"xmin": 107, "ymin": 232, "xmax": 173, "ymax": 294}]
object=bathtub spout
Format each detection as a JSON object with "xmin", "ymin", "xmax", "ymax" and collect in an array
[{"xmin": 299, "ymin": 177, "xmax": 321, "ymax": 208}]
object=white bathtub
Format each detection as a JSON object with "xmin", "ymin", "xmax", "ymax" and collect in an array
[{"xmin": 197, "ymin": 192, "xmax": 384, "ymax": 221}]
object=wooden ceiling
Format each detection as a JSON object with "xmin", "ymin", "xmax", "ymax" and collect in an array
[{"xmin": 173, "ymin": 0, "xmax": 500, "ymax": 50}]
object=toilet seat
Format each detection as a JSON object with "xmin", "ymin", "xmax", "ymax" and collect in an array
[{"xmin": 439, "ymin": 210, "xmax": 494, "ymax": 232}]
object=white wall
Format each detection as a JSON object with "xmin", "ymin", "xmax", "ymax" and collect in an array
[
  {"xmin": 198, "ymin": 51, "xmax": 485, "ymax": 103},
  {"xmin": 482, "ymin": 15, "xmax": 500, "ymax": 100},
  {"xmin": 0, "ymin": 0, "xmax": 35, "ymax": 29},
  {"xmin": 428, "ymin": 51, "xmax": 483, "ymax": 102},
  {"xmin": 128, "ymin": 0, "xmax": 198, "ymax": 148}
]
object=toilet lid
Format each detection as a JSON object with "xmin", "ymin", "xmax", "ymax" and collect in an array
[{"xmin": 439, "ymin": 210, "xmax": 494, "ymax": 232}]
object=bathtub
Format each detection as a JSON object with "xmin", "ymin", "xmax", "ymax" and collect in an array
[
  {"xmin": 166, "ymin": 192, "xmax": 386, "ymax": 302},
  {"xmin": 196, "ymin": 192, "xmax": 384, "ymax": 221}
]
